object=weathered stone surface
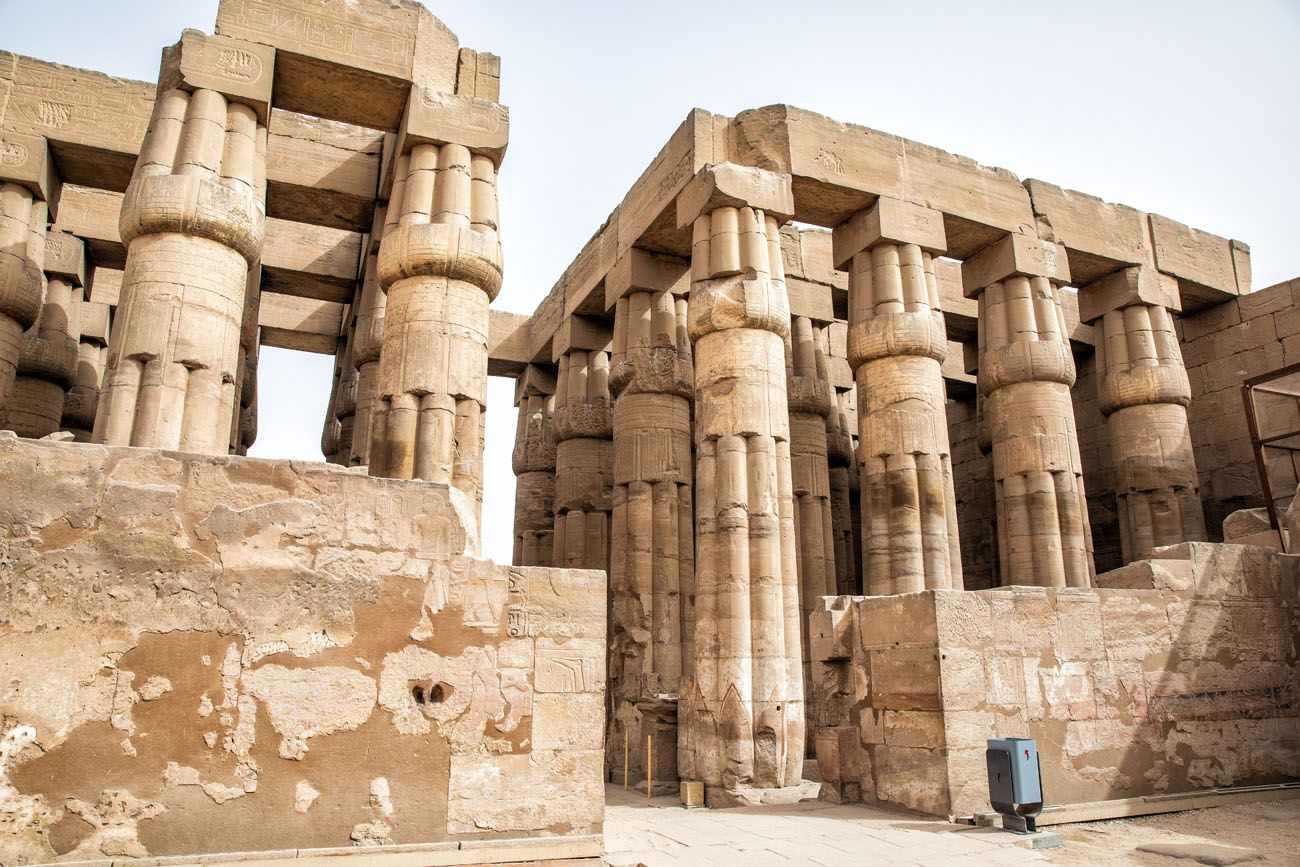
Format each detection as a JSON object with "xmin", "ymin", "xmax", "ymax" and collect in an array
[
  {"xmin": 677, "ymin": 176, "xmax": 804, "ymax": 798},
  {"xmin": 811, "ymin": 542, "xmax": 1300, "ymax": 817},
  {"xmin": 0, "ymin": 434, "xmax": 605, "ymax": 862},
  {"xmin": 970, "ymin": 232, "xmax": 1094, "ymax": 588}
]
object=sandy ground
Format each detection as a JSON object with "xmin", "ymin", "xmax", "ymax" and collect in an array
[{"xmin": 1044, "ymin": 799, "xmax": 1300, "ymax": 866}]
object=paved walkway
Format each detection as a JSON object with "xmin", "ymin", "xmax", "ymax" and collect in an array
[{"xmin": 603, "ymin": 784, "xmax": 1049, "ymax": 866}]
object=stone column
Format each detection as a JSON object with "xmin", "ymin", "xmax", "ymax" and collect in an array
[
  {"xmin": 1085, "ymin": 267, "xmax": 1205, "ymax": 561},
  {"xmin": 232, "ymin": 261, "xmax": 261, "ymax": 456},
  {"xmin": 95, "ymin": 32, "xmax": 272, "ymax": 454},
  {"xmin": 827, "ymin": 388, "xmax": 859, "ymax": 596},
  {"xmin": 963, "ymin": 233, "xmax": 1094, "ymax": 588},
  {"xmin": 350, "ymin": 223, "xmax": 386, "ymax": 468},
  {"xmin": 0, "ymin": 133, "xmax": 56, "ymax": 427},
  {"xmin": 368, "ymin": 91, "xmax": 507, "ymax": 536},
  {"xmin": 606, "ymin": 248, "xmax": 694, "ymax": 790},
  {"xmin": 675, "ymin": 164, "xmax": 803, "ymax": 801},
  {"xmin": 7, "ymin": 232, "xmax": 84, "ymax": 438},
  {"xmin": 321, "ymin": 327, "xmax": 351, "ymax": 464},
  {"xmin": 62, "ymin": 300, "xmax": 111, "ymax": 441},
  {"xmin": 787, "ymin": 314, "xmax": 835, "ymax": 750},
  {"xmin": 552, "ymin": 338, "xmax": 614, "ymax": 571},
  {"xmin": 833, "ymin": 198, "xmax": 962, "ymax": 594},
  {"xmin": 512, "ymin": 364, "xmax": 557, "ymax": 567}
]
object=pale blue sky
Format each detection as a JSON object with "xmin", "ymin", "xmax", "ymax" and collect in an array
[{"xmin": 4, "ymin": 0, "xmax": 1298, "ymax": 563}]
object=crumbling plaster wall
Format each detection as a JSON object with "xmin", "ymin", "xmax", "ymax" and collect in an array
[
  {"xmin": 0, "ymin": 434, "xmax": 605, "ymax": 864},
  {"xmin": 812, "ymin": 542, "xmax": 1300, "ymax": 818}
]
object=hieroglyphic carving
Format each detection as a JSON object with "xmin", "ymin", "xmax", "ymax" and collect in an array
[
  {"xmin": 6, "ymin": 58, "xmax": 152, "ymax": 150},
  {"xmin": 534, "ymin": 638, "xmax": 603, "ymax": 693},
  {"xmin": 505, "ymin": 568, "xmax": 527, "ymax": 637}
]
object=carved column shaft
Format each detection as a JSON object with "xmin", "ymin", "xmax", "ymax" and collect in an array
[
  {"xmin": 512, "ymin": 383, "xmax": 556, "ymax": 567},
  {"xmin": 351, "ymin": 238, "xmax": 385, "ymax": 467},
  {"xmin": 966, "ymin": 235, "xmax": 1094, "ymax": 588},
  {"xmin": 369, "ymin": 141, "xmax": 502, "ymax": 534},
  {"xmin": 787, "ymin": 314, "xmax": 834, "ymax": 754},
  {"xmin": 676, "ymin": 164, "xmax": 803, "ymax": 797},
  {"xmin": 836, "ymin": 201, "xmax": 961, "ymax": 594},
  {"xmin": 232, "ymin": 260, "xmax": 261, "ymax": 455},
  {"xmin": 0, "ymin": 162, "xmax": 49, "ymax": 424},
  {"xmin": 95, "ymin": 44, "xmax": 270, "ymax": 454},
  {"xmin": 62, "ymin": 300, "xmax": 111, "ymax": 441},
  {"xmin": 608, "ymin": 283, "xmax": 694, "ymax": 784},
  {"xmin": 827, "ymin": 388, "xmax": 859, "ymax": 595},
  {"xmin": 551, "ymin": 349, "xmax": 613, "ymax": 570},
  {"xmin": 8, "ymin": 232, "xmax": 84, "ymax": 438},
  {"xmin": 1097, "ymin": 301, "xmax": 1205, "ymax": 559}
]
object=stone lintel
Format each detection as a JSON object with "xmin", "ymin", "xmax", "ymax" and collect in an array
[
  {"xmin": 514, "ymin": 363, "xmax": 558, "ymax": 405},
  {"xmin": 87, "ymin": 267, "xmax": 122, "ymax": 305},
  {"xmin": 395, "ymin": 87, "xmax": 509, "ymax": 166},
  {"xmin": 604, "ymin": 247, "xmax": 689, "ymax": 310},
  {"xmin": 675, "ymin": 163, "xmax": 794, "ymax": 229},
  {"xmin": 215, "ymin": 0, "xmax": 462, "ymax": 130},
  {"xmin": 1148, "ymin": 213, "xmax": 1246, "ymax": 312},
  {"xmin": 1078, "ymin": 266, "xmax": 1181, "ymax": 323},
  {"xmin": 79, "ymin": 300, "xmax": 111, "ymax": 345},
  {"xmin": 831, "ymin": 197, "xmax": 946, "ymax": 270},
  {"xmin": 787, "ymin": 277, "xmax": 835, "ymax": 324},
  {"xmin": 552, "ymin": 314, "xmax": 613, "ymax": 362},
  {"xmin": 42, "ymin": 231, "xmax": 86, "ymax": 287},
  {"xmin": 961, "ymin": 233, "xmax": 1071, "ymax": 297},
  {"xmin": 1024, "ymin": 179, "xmax": 1153, "ymax": 284},
  {"xmin": 487, "ymin": 309, "xmax": 531, "ymax": 378},
  {"xmin": 0, "ymin": 131, "xmax": 60, "ymax": 216},
  {"xmin": 159, "ymin": 30, "xmax": 275, "ymax": 124},
  {"xmin": 827, "ymin": 355, "xmax": 853, "ymax": 391},
  {"xmin": 258, "ymin": 292, "xmax": 344, "ymax": 354}
]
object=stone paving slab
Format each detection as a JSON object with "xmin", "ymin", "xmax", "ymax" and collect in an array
[{"xmin": 603, "ymin": 785, "xmax": 1046, "ymax": 866}]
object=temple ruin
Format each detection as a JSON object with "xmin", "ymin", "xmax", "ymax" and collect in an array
[{"xmin": 1, "ymin": 1, "xmax": 1297, "ymax": 865}]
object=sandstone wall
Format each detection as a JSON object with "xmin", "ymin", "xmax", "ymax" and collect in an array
[
  {"xmin": 0, "ymin": 434, "xmax": 605, "ymax": 865},
  {"xmin": 812, "ymin": 542, "xmax": 1300, "ymax": 817},
  {"xmin": 1183, "ymin": 278, "xmax": 1299, "ymax": 535}
]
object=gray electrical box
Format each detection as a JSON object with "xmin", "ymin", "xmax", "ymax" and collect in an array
[{"xmin": 986, "ymin": 737, "xmax": 1043, "ymax": 833}]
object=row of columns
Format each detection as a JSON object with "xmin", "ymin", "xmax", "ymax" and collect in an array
[
  {"xmin": 1, "ymin": 29, "xmax": 509, "ymax": 534},
  {"xmin": 509, "ymin": 168, "xmax": 1211, "ymax": 802}
]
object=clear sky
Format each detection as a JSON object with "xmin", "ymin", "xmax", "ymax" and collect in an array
[{"xmin": 4, "ymin": 0, "xmax": 1298, "ymax": 564}]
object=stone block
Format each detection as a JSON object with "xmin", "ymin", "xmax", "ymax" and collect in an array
[
  {"xmin": 831, "ymin": 196, "xmax": 946, "ymax": 268},
  {"xmin": 78, "ymin": 301, "xmax": 111, "ymax": 345},
  {"xmin": 41, "ymin": 231, "xmax": 85, "ymax": 286},
  {"xmin": 216, "ymin": 0, "xmax": 462, "ymax": 130},
  {"xmin": 1149, "ymin": 213, "xmax": 1243, "ymax": 311},
  {"xmin": 869, "ymin": 647, "xmax": 942, "ymax": 710},
  {"xmin": 961, "ymin": 233, "xmax": 1070, "ymax": 295},
  {"xmin": 552, "ymin": 315, "xmax": 613, "ymax": 361},
  {"xmin": 808, "ymin": 597, "xmax": 853, "ymax": 661},
  {"xmin": 1024, "ymin": 179, "xmax": 1153, "ymax": 282},
  {"xmin": 675, "ymin": 162, "xmax": 794, "ymax": 228},
  {"xmin": 159, "ymin": 30, "xmax": 275, "ymax": 123},
  {"xmin": 396, "ymin": 87, "xmax": 509, "ymax": 166},
  {"xmin": 1231, "ymin": 239, "xmax": 1252, "ymax": 293},
  {"xmin": 1078, "ymin": 266, "xmax": 1181, "ymax": 323},
  {"xmin": 0, "ymin": 131, "xmax": 59, "ymax": 214},
  {"xmin": 604, "ymin": 247, "xmax": 689, "ymax": 308}
]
